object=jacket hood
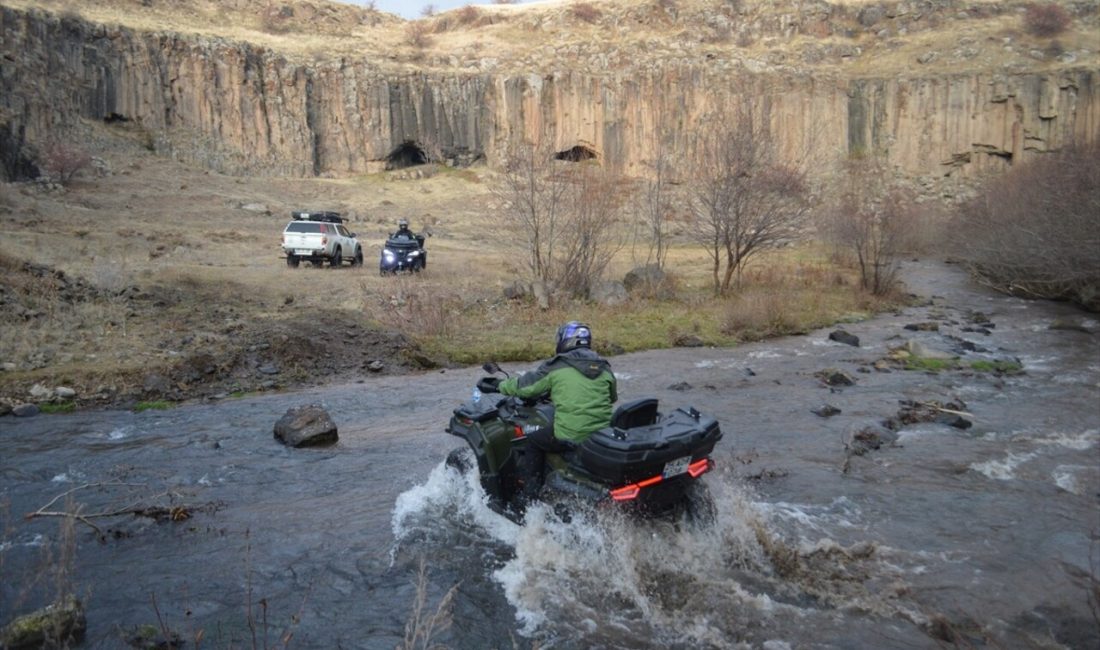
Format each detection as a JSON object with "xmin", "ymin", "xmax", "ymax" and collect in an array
[{"xmin": 553, "ymin": 348, "xmax": 611, "ymax": 380}]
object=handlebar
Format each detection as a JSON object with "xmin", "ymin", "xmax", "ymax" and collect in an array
[{"xmin": 477, "ymin": 376, "xmax": 501, "ymax": 394}]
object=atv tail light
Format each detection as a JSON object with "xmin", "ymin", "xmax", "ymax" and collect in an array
[
  {"xmin": 513, "ymin": 425, "xmax": 525, "ymax": 439},
  {"xmin": 687, "ymin": 458, "xmax": 713, "ymax": 478},
  {"xmin": 608, "ymin": 458, "xmax": 714, "ymax": 502}
]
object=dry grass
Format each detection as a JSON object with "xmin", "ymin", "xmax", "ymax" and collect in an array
[{"xmin": 4, "ymin": 0, "xmax": 1092, "ymax": 75}]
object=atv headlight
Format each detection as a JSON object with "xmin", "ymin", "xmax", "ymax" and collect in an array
[
  {"xmin": 409, "ymin": 250, "xmax": 420, "ymax": 257},
  {"xmin": 383, "ymin": 249, "xmax": 395, "ymax": 261}
]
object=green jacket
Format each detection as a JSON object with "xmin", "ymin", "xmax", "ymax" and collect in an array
[{"xmin": 498, "ymin": 348, "xmax": 617, "ymax": 444}]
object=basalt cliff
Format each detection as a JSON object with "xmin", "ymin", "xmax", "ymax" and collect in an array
[{"xmin": 1, "ymin": 0, "xmax": 1098, "ymax": 188}]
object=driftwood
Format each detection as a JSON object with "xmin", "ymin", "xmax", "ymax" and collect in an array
[{"xmin": 24, "ymin": 482, "xmax": 217, "ymax": 541}]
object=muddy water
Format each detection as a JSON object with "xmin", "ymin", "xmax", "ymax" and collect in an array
[{"xmin": 2, "ymin": 260, "xmax": 1098, "ymax": 649}]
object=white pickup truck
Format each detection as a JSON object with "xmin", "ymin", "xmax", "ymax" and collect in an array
[{"xmin": 282, "ymin": 211, "xmax": 363, "ymax": 268}]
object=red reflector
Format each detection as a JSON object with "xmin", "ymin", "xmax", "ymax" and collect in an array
[
  {"xmin": 610, "ymin": 485, "xmax": 640, "ymax": 501},
  {"xmin": 688, "ymin": 458, "xmax": 713, "ymax": 478},
  {"xmin": 513, "ymin": 425, "xmax": 524, "ymax": 439}
]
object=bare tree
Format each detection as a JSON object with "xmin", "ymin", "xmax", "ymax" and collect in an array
[
  {"xmin": 557, "ymin": 167, "xmax": 627, "ymax": 298},
  {"xmin": 823, "ymin": 157, "xmax": 914, "ymax": 295},
  {"xmin": 37, "ymin": 139, "xmax": 92, "ymax": 185},
  {"xmin": 491, "ymin": 142, "xmax": 626, "ymax": 299},
  {"xmin": 634, "ymin": 137, "xmax": 674, "ymax": 273},
  {"xmin": 689, "ymin": 103, "xmax": 811, "ymax": 296}
]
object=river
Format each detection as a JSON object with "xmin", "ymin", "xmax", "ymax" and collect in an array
[{"xmin": 2, "ymin": 260, "xmax": 1098, "ymax": 649}]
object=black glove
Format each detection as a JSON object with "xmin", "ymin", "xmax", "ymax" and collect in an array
[{"xmin": 477, "ymin": 376, "xmax": 501, "ymax": 393}]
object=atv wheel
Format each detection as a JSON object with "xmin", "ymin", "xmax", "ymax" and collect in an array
[
  {"xmin": 330, "ymin": 247, "xmax": 342, "ymax": 268},
  {"xmin": 286, "ymin": 254, "xmax": 300, "ymax": 268}
]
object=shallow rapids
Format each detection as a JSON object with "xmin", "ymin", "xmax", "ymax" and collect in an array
[{"xmin": 2, "ymin": 260, "xmax": 1098, "ymax": 649}]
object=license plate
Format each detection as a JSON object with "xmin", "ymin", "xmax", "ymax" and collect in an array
[
  {"xmin": 663, "ymin": 456, "xmax": 690, "ymax": 478},
  {"xmin": 295, "ymin": 249, "xmax": 311, "ymax": 256}
]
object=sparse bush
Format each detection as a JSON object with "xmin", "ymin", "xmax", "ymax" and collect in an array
[
  {"xmin": 1023, "ymin": 3, "xmax": 1072, "ymax": 37},
  {"xmin": 821, "ymin": 157, "xmax": 915, "ymax": 296},
  {"xmin": 406, "ymin": 21, "xmax": 433, "ymax": 48},
  {"xmin": 420, "ymin": 4, "xmax": 437, "ymax": 17},
  {"xmin": 953, "ymin": 142, "xmax": 1100, "ymax": 310},
  {"xmin": 455, "ymin": 5, "xmax": 481, "ymax": 24},
  {"xmin": 37, "ymin": 141, "xmax": 92, "ymax": 185},
  {"xmin": 572, "ymin": 2, "xmax": 601, "ymax": 23}
]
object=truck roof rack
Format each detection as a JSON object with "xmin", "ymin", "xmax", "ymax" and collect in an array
[{"xmin": 291, "ymin": 210, "xmax": 344, "ymax": 224}]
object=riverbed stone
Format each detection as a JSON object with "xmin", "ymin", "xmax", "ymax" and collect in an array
[
  {"xmin": 29, "ymin": 383, "xmax": 51, "ymax": 399},
  {"xmin": 12, "ymin": 403, "xmax": 40, "ymax": 417},
  {"xmin": 0, "ymin": 595, "xmax": 86, "ymax": 649},
  {"xmin": 812, "ymin": 404, "xmax": 842, "ymax": 417},
  {"xmin": 274, "ymin": 404, "xmax": 338, "ymax": 447},
  {"xmin": 904, "ymin": 322, "xmax": 940, "ymax": 332},
  {"xmin": 828, "ymin": 329, "xmax": 860, "ymax": 347},
  {"xmin": 55, "ymin": 386, "xmax": 77, "ymax": 399},
  {"xmin": 816, "ymin": 368, "xmax": 855, "ymax": 386}
]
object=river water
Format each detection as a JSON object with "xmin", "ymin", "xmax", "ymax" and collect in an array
[{"xmin": 2, "ymin": 260, "xmax": 1098, "ymax": 649}]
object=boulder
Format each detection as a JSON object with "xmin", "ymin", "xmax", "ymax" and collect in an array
[
  {"xmin": 828, "ymin": 329, "xmax": 860, "ymax": 347},
  {"xmin": 848, "ymin": 425, "xmax": 898, "ymax": 456},
  {"xmin": 55, "ymin": 386, "xmax": 77, "ymax": 399},
  {"xmin": 274, "ymin": 404, "xmax": 339, "ymax": 447},
  {"xmin": 591, "ymin": 281, "xmax": 627, "ymax": 306},
  {"xmin": 0, "ymin": 595, "xmax": 86, "ymax": 649},
  {"xmin": 816, "ymin": 368, "xmax": 855, "ymax": 387},
  {"xmin": 904, "ymin": 322, "xmax": 940, "ymax": 332},
  {"xmin": 502, "ymin": 280, "xmax": 529, "ymax": 300},
  {"xmin": 12, "ymin": 403, "xmax": 40, "ymax": 417},
  {"xmin": 623, "ymin": 264, "xmax": 666, "ymax": 293},
  {"xmin": 903, "ymin": 340, "xmax": 956, "ymax": 360},
  {"xmin": 29, "ymin": 383, "xmax": 51, "ymax": 400}
]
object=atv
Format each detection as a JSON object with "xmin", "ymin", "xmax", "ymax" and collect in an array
[
  {"xmin": 379, "ymin": 234, "xmax": 427, "ymax": 275},
  {"xmin": 445, "ymin": 363, "xmax": 722, "ymax": 523}
]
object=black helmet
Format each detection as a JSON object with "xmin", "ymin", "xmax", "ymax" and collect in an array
[
  {"xmin": 398, "ymin": 219, "xmax": 409, "ymax": 230},
  {"xmin": 555, "ymin": 321, "xmax": 592, "ymax": 354}
]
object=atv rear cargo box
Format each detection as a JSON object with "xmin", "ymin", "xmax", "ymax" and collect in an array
[{"xmin": 578, "ymin": 406, "xmax": 722, "ymax": 485}]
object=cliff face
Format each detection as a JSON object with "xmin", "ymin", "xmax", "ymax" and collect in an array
[{"xmin": 1, "ymin": 6, "xmax": 1097, "ymax": 184}]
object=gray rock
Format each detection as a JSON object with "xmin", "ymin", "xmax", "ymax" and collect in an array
[
  {"xmin": 367, "ymin": 360, "xmax": 384, "ymax": 372},
  {"xmin": 668, "ymin": 381, "xmax": 693, "ymax": 391},
  {"xmin": 623, "ymin": 264, "xmax": 667, "ymax": 293},
  {"xmin": 274, "ymin": 404, "xmax": 338, "ymax": 447},
  {"xmin": 0, "ymin": 403, "xmax": 11, "ymax": 417},
  {"xmin": 828, "ymin": 329, "xmax": 860, "ymax": 347},
  {"xmin": 502, "ymin": 280, "xmax": 530, "ymax": 300},
  {"xmin": 13, "ymin": 403, "xmax": 40, "ymax": 417},
  {"xmin": 258, "ymin": 364, "xmax": 280, "ymax": 375},
  {"xmin": 0, "ymin": 362, "xmax": 16, "ymax": 372},
  {"xmin": 672, "ymin": 334, "xmax": 704, "ymax": 348},
  {"xmin": 904, "ymin": 322, "xmax": 940, "ymax": 332},
  {"xmin": 591, "ymin": 281, "xmax": 627, "ymax": 306},
  {"xmin": 816, "ymin": 368, "xmax": 855, "ymax": 387},
  {"xmin": 904, "ymin": 340, "xmax": 956, "ymax": 360},
  {"xmin": 55, "ymin": 386, "xmax": 77, "ymax": 399},
  {"xmin": 812, "ymin": 404, "xmax": 842, "ymax": 417},
  {"xmin": 29, "ymin": 383, "xmax": 52, "ymax": 399},
  {"xmin": 917, "ymin": 51, "xmax": 937, "ymax": 64},
  {"xmin": 240, "ymin": 202, "xmax": 269, "ymax": 213}
]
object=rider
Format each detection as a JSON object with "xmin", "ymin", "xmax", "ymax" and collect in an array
[
  {"xmin": 496, "ymin": 321, "xmax": 617, "ymax": 506},
  {"xmin": 391, "ymin": 219, "xmax": 414, "ymax": 240}
]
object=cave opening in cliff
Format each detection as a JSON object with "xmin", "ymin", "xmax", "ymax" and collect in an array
[
  {"xmin": 386, "ymin": 141, "xmax": 429, "ymax": 170},
  {"xmin": 555, "ymin": 145, "xmax": 598, "ymax": 163}
]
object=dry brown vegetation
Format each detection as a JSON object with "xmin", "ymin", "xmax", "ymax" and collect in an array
[{"xmin": 952, "ymin": 142, "xmax": 1100, "ymax": 311}]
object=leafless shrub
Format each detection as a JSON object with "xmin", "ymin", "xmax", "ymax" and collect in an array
[
  {"xmin": 374, "ymin": 278, "xmax": 460, "ymax": 338},
  {"xmin": 37, "ymin": 140, "xmax": 92, "ymax": 185},
  {"xmin": 455, "ymin": 5, "xmax": 481, "ymax": 24},
  {"xmin": 820, "ymin": 157, "xmax": 915, "ymax": 296},
  {"xmin": 406, "ymin": 21, "xmax": 434, "ymax": 48},
  {"xmin": 952, "ymin": 142, "xmax": 1100, "ymax": 310},
  {"xmin": 421, "ymin": 4, "xmax": 437, "ymax": 17},
  {"xmin": 571, "ymin": 2, "xmax": 602, "ymax": 23},
  {"xmin": 1023, "ymin": 2, "xmax": 1072, "ymax": 37},
  {"xmin": 491, "ymin": 142, "xmax": 627, "ymax": 300},
  {"xmin": 721, "ymin": 289, "xmax": 802, "ymax": 339},
  {"xmin": 632, "ymin": 139, "xmax": 675, "ymax": 272},
  {"xmin": 688, "ymin": 102, "xmax": 813, "ymax": 296}
]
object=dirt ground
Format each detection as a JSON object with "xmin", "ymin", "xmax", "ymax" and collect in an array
[{"xmin": 0, "ymin": 128, "xmax": 510, "ymax": 409}]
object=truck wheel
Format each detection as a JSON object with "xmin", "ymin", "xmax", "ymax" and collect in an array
[
  {"xmin": 352, "ymin": 248, "xmax": 363, "ymax": 267},
  {"xmin": 330, "ymin": 247, "xmax": 342, "ymax": 268},
  {"xmin": 286, "ymin": 254, "xmax": 300, "ymax": 268}
]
